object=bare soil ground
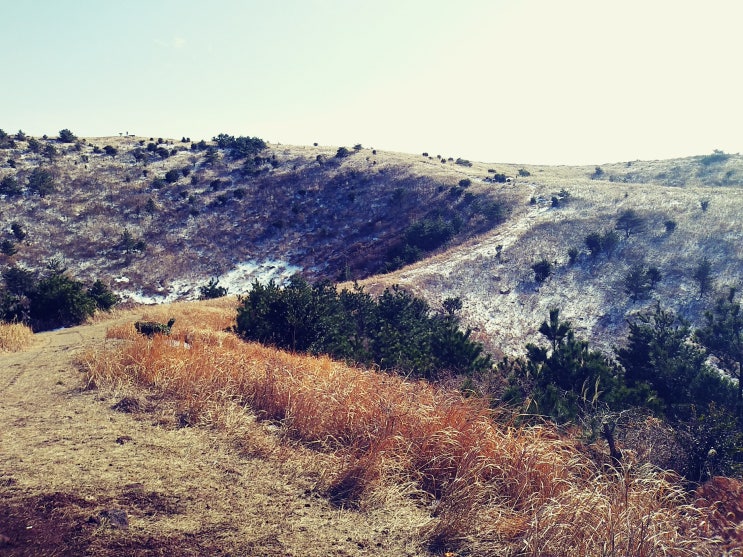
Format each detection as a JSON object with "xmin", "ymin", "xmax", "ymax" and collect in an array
[{"xmin": 0, "ymin": 318, "xmax": 429, "ymax": 556}]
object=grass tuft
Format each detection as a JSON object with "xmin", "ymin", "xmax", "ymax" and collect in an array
[{"xmin": 0, "ymin": 322, "xmax": 34, "ymax": 352}]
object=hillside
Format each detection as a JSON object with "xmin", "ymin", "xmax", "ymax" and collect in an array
[
  {"xmin": 1, "ymin": 130, "xmax": 743, "ymax": 354},
  {"xmin": 0, "ymin": 133, "xmax": 514, "ymax": 301},
  {"xmin": 361, "ymin": 155, "xmax": 743, "ymax": 356}
]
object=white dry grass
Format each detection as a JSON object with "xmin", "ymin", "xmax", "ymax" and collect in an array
[{"xmin": 360, "ymin": 158, "xmax": 743, "ymax": 356}]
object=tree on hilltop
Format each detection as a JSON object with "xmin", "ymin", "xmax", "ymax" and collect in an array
[{"xmin": 58, "ymin": 128, "xmax": 77, "ymax": 143}]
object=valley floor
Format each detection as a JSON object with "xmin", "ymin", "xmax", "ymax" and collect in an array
[{"xmin": 0, "ymin": 318, "xmax": 428, "ymax": 556}]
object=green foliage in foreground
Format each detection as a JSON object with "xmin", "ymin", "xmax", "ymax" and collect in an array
[
  {"xmin": 235, "ymin": 277, "xmax": 491, "ymax": 380},
  {"xmin": 696, "ymin": 288, "xmax": 743, "ymax": 402},
  {"xmin": 503, "ymin": 309, "xmax": 621, "ymax": 423},
  {"xmin": 502, "ymin": 304, "xmax": 743, "ymax": 482}
]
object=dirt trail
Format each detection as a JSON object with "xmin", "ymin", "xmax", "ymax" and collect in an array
[{"xmin": 0, "ymin": 320, "xmax": 427, "ymax": 556}]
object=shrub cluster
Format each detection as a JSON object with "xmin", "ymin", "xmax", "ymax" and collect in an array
[
  {"xmin": 198, "ymin": 278, "xmax": 228, "ymax": 300},
  {"xmin": 0, "ymin": 129, "xmax": 14, "ymax": 148},
  {"xmin": 235, "ymin": 277, "xmax": 491, "ymax": 380},
  {"xmin": 487, "ymin": 172, "xmax": 508, "ymax": 183},
  {"xmin": 584, "ymin": 229, "xmax": 619, "ymax": 257},
  {"xmin": 0, "ymin": 175, "xmax": 22, "ymax": 196},
  {"xmin": 531, "ymin": 259, "xmax": 553, "ymax": 283},
  {"xmin": 0, "ymin": 265, "xmax": 118, "ymax": 331},
  {"xmin": 624, "ymin": 264, "xmax": 661, "ymax": 301},
  {"xmin": 386, "ymin": 216, "xmax": 461, "ymax": 270},
  {"xmin": 384, "ymin": 194, "xmax": 510, "ymax": 272},
  {"xmin": 212, "ymin": 133, "xmax": 266, "ymax": 159},
  {"xmin": 27, "ymin": 168, "xmax": 56, "ymax": 197},
  {"xmin": 700, "ymin": 149, "xmax": 730, "ymax": 166}
]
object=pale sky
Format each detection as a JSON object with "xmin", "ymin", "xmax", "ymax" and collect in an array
[{"xmin": 2, "ymin": 0, "xmax": 742, "ymax": 165}]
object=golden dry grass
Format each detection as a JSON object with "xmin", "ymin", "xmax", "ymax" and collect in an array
[
  {"xmin": 0, "ymin": 322, "xmax": 34, "ymax": 352},
  {"xmin": 80, "ymin": 300, "xmax": 733, "ymax": 556},
  {"xmin": 1, "ymin": 316, "xmax": 429, "ymax": 555}
]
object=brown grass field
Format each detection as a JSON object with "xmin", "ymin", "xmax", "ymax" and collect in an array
[
  {"xmin": 0, "ymin": 303, "xmax": 429, "ymax": 556},
  {"xmin": 73, "ymin": 300, "xmax": 740, "ymax": 556},
  {"xmin": 1, "ymin": 299, "xmax": 741, "ymax": 555}
]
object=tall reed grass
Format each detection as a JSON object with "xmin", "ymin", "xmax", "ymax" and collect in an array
[
  {"xmin": 0, "ymin": 322, "xmax": 34, "ymax": 352},
  {"xmin": 81, "ymin": 302, "xmax": 728, "ymax": 556}
]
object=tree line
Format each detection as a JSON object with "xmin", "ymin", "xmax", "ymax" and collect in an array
[
  {"xmin": 235, "ymin": 277, "xmax": 743, "ymax": 482},
  {"xmin": 235, "ymin": 276, "xmax": 491, "ymax": 381},
  {"xmin": 500, "ymin": 295, "xmax": 743, "ymax": 482},
  {"xmin": 0, "ymin": 262, "xmax": 118, "ymax": 331}
]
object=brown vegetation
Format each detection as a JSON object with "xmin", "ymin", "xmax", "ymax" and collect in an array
[
  {"xmin": 3, "ymin": 134, "xmax": 743, "ymax": 554},
  {"xmin": 80, "ymin": 300, "xmax": 738, "ymax": 556},
  {"xmin": 0, "ymin": 307, "xmax": 429, "ymax": 556},
  {"xmin": 0, "ymin": 135, "xmax": 516, "ymax": 301},
  {"xmin": 0, "ymin": 322, "xmax": 34, "ymax": 352},
  {"xmin": 360, "ymin": 158, "xmax": 743, "ymax": 356},
  {"xmin": 2, "ymin": 134, "xmax": 742, "ymax": 353}
]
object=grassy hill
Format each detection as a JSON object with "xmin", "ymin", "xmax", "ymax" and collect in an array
[
  {"xmin": 360, "ymin": 155, "xmax": 743, "ymax": 356},
  {"xmin": 2, "ymin": 130, "xmax": 741, "ymax": 355},
  {"xmin": 47, "ymin": 301, "xmax": 743, "ymax": 554},
  {"xmin": 0, "ymin": 307, "xmax": 431, "ymax": 556},
  {"xmin": 0, "ymin": 133, "xmax": 514, "ymax": 302}
]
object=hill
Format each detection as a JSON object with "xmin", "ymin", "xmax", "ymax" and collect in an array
[
  {"xmin": 1, "ymin": 130, "xmax": 742, "ymax": 355},
  {"xmin": 0, "ymin": 133, "xmax": 514, "ymax": 303},
  {"xmin": 359, "ymin": 154, "xmax": 743, "ymax": 356}
]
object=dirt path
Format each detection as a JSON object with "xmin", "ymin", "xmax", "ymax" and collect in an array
[{"xmin": 0, "ymin": 320, "xmax": 428, "ymax": 556}]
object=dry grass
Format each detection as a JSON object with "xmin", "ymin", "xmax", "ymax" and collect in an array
[
  {"xmin": 361, "ymin": 160, "xmax": 743, "ymax": 356},
  {"xmin": 0, "ymin": 322, "xmax": 34, "ymax": 352},
  {"xmin": 1, "ymin": 308, "xmax": 432, "ymax": 555},
  {"xmin": 3, "ymin": 135, "xmax": 519, "ymax": 305},
  {"xmin": 5, "ymin": 135, "xmax": 742, "ymax": 355},
  {"xmin": 80, "ymin": 300, "xmax": 731, "ymax": 556}
]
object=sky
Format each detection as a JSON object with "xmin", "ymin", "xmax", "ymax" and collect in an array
[{"xmin": 2, "ymin": 0, "xmax": 742, "ymax": 165}]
